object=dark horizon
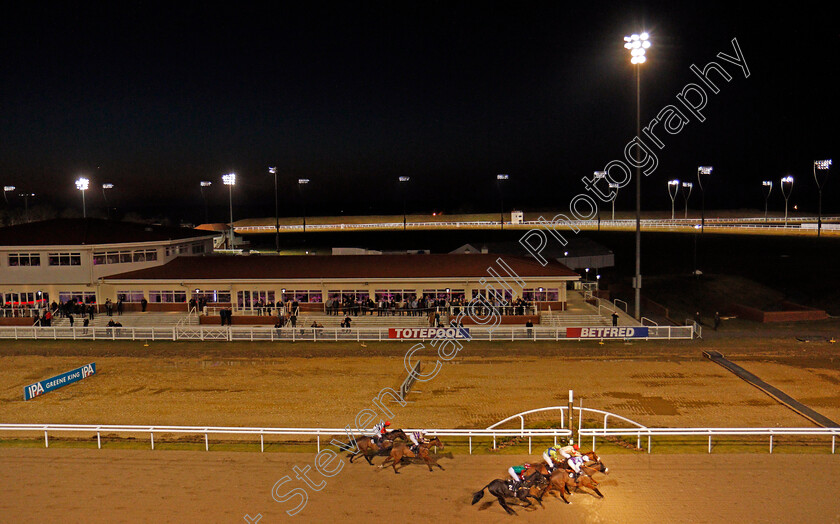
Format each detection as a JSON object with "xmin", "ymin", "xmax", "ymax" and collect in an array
[{"xmin": 1, "ymin": 3, "xmax": 836, "ymax": 224}]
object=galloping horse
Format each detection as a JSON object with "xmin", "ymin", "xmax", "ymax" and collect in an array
[
  {"xmin": 348, "ymin": 429, "xmax": 408, "ymax": 465},
  {"xmin": 542, "ymin": 451, "xmax": 609, "ymax": 503},
  {"xmin": 378, "ymin": 437, "xmax": 444, "ymax": 473},
  {"xmin": 471, "ymin": 473, "xmax": 547, "ymax": 516}
]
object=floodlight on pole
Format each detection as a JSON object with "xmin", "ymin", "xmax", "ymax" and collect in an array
[
  {"xmin": 75, "ymin": 177, "xmax": 90, "ymax": 218},
  {"xmin": 762, "ymin": 181, "xmax": 773, "ymax": 222},
  {"xmin": 497, "ymin": 174, "xmax": 509, "ymax": 230},
  {"xmin": 623, "ymin": 30, "xmax": 650, "ymax": 320},
  {"xmin": 781, "ymin": 175, "xmax": 794, "ymax": 227},
  {"xmin": 399, "ymin": 176, "xmax": 410, "ymax": 230},
  {"xmin": 667, "ymin": 179, "xmax": 680, "ymax": 220},
  {"xmin": 199, "ymin": 181, "xmax": 211, "ymax": 224},
  {"xmin": 594, "ymin": 172, "xmax": 606, "ymax": 230},
  {"xmin": 696, "ymin": 166, "xmax": 713, "ymax": 232},
  {"xmin": 608, "ymin": 183, "xmax": 619, "ymax": 220},
  {"xmin": 222, "ymin": 173, "xmax": 236, "ymax": 250},
  {"xmin": 269, "ymin": 167, "xmax": 279, "ymax": 253},
  {"xmin": 18, "ymin": 192, "xmax": 35, "ymax": 222},
  {"xmin": 101, "ymin": 183, "xmax": 114, "ymax": 219},
  {"xmin": 681, "ymin": 182, "xmax": 693, "ymax": 219},
  {"xmin": 298, "ymin": 178, "xmax": 310, "ymax": 236},
  {"xmin": 813, "ymin": 159, "xmax": 831, "ymax": 237},
  {"xmin": 3, "ymin": 185, "xmax": 14, "ymax": 203}
]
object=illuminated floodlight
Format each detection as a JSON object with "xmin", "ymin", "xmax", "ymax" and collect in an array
[
  {"xmin": 668, "ymin": 179, "xmax": 680, "ymax": 186},
  {"xmin": 781, "ymin": 175, "xmax": 794, "ymax": 184},
  {"xmin": 200, "ymin": 181, "xmax": 212, "ymax": 187},
  {"xmin": 102, "ymin": 183, "xmax": 114, "ymax": 189},
  {"xmin": 268, "ymin": 166, "xmax": 277, "ymax": 174},
  {"xmin": 698, "ymin": 166, "xmax": 713, "ymax": 175},
  {"xmin": 814, "ymin": 159, "xmax": 832, "ymax": 170},
  {"xmin": 399, "ymin": 176, "xmax": 410, "ymax": 182},
  {"xmin": 762, "ymin": 180, "xmax": 773, "ymax": 187},
  {"xmin": 298, "ymin": 178, "xmax": 310, "ymax": 184},
  {"xmin": 593, "ymin": 171, "xmax": 607, "ymax": 179},
  {"xmin": 640, "ymin": 32, "xmax": 649, "ymax": 40},
  {"xmin": 497, "ymin": 174, "xmax": 509, "ymax": 180},
  {"xmin": 222, "ymin": 173, "xmax": 236, "ymax": 185},
  {"xmin": 682, "ymin": 182, "xmax": 693, "ymax": 188},
  {"xmin": 4, "ymin": 185, "xmax": 15, "ymax": 192},
  {"xmin": 75, "ymin": 177, "xmax": 89, "ymax": 191}
]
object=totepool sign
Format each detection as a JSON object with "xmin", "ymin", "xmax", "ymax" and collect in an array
[
  {"xmin": 388, "ymin": 328, "xmax": 471, "ymax": 340},
  {"xmin": 566, "ymin": 327, "xmax": 649, "ymax": 339},
  {"xmin": 24, "ymin": 363, "xmax": 97, "ymax": 400}
]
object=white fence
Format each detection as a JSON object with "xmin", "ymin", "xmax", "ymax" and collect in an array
[
  {"xmin": 0, "ymin": 424, "xmax": 571, "ymax": 455},
  {"xmin": 0, "ymin": 324, "xmax": 696, "ymax": 342},
  {"xmin": 579, "ymin": 427, "xmax": 840, "ymax": 454}
]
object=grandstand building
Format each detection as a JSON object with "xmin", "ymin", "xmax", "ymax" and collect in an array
[{"xmin": 1, "ymin": 219, "xmax": 579, "ymax": 319}]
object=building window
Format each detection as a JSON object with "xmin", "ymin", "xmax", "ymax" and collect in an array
[
  {"xmin": 58, "ymin": 291, "xmax": 97, "ymax": 304},
  {"xmin": 148, "ymin": 290, "xmax": 187, "ymax": 303},
  {"xmin": 191, "ymin": 243, "xmax": 205, "ymax": 254},
  {"xmin": 7, "ymin": 253, "xmax": 41, "ymax": 267},
  {"xmin": 116, "ymin": 291, "xmax": 146, "ymax": 303},
  {"xmin": 192, "ymin": 290, "xmax": 231, "ymax": 303},
  {"xmin": 422, "ymin": 289, "xmax": 465, "ymax": 302},
  {"xmin": 471, "ymin": 288, "xmax": 514, "ymax": 303},
  {"xmin": 281, "ymin": 290, "xmax": 323, "ymax": 303},
  {"xmin": 326, "ymin": 290, "xmax": 370, "ymax": 303},
  {"xmin": 522, "ymin": 288, "xmax": 560, "ymax": 301},
  {"xmin": 236, "ymin": 290, "xmax": 275, "ymax": 308},
  {"xmin": 48, "ymin": 253, "xmax": 81, "ymax": 266}
]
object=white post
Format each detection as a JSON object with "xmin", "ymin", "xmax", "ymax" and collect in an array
[
  {"xmin": 568, "ymin": 390, "xmax": 574, "ymax": 438},
  {"xmin": 770, "ymin": 434, "xmax": 773, "ymax": 453},
  {"xmin": 261, "ymin": 433, "xmax": 264, "ymax": 452},
  {"xmin": 528, "ymin": 436, "xmax": 532, "ymax": 454},
  {"xmin": 469, "ymin": 436, "xmax": 472, "ymax": 455},
  {"xmin": 647, "ymin": 435, "xmax": 651, "ymax": 454},
  {"xmin": 44, "ymin": 430, "xmax": 49, "ymax": 448},
  {"xmin": 151, "ymin": 432, "xmax": 155, "ymax": 450},
  {"xmin": 205, "ymin": 433, "xmax": 209, "ymax": 451},
  {"xmin": 97, "ymin": 431, "xmax": 101, "ymax": 449},
  {"xmin": 708, "ymin": 434, "xmax": 712, "ymax": 453}
]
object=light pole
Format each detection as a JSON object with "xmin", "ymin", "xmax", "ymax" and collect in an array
[
  {"xmin": 594, "ymin": 171, "xmax": 606, "ymax": 230},
  {"xmin": 75, "ymin": 177, "xmax": 89, "ymax": 218},
  {"xmin": 18, "ymin": 192, "xmax": 35, "ymax": 222},
  {"xmin": 781, "ymin": 175, "xmax": 794, "ymax": 227},
  {"xmin": 762, "ymin": 181, "xmax": 773, "ymax": 222},
  {"xmin": 3, "ymin": 185, "xmax": 15, "ymax": 204},
  {"xmin": 667, "ymin": 179, "xmax": 680, "ymax": 220},
  {"xmin": 609, "ymin": 183, "xmax": 619, "ymax": 220},
  {"xmin": 814, "ymin": 159, "xmax": 832, "ymax": 237},
  {"xmin": 222, "ymin": 173, "xmax": 236, "ymax": 250},
  {"xmin": 269, "ymin": 167, "xmax": 280, "ymax": 253},
  {"xmin": 623, "ymin": 30, "xmax": 650, "ymax": 320},
  {"xmin": 681, "ymin": 182, "xmax": 693, "ymax": 218},
  {"xmin": 298, "ymin": 178, "xmax": 310, "ymax": 236},
  {"xmin": 697, "ymin": 166, "xmax": 713, "ymax": 232},
  {"xmin": 497, "ymin": 174, "xmax": 509, "ymax": 230},
  {"xmin": 102, "ymin": 183, "xmax": 114, "ymax": 219},
  {"xmin": 399, "ymin": 176, "xmax": 410, "ymax": 230},
  {"xmin": 200, "ymin": 181, "xmax": 212, "ymax": 224}
]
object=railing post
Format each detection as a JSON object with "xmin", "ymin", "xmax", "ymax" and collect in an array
[
  {"xmin": 469, "ymin": 436, "xmax": 472, "ymax": 455},
  {"xmin": 151, "ymin": 432, "xmax": 155, "ymax": 450},
  {"xmin": 97, "ymin": 431, "xmax": 101, "ymax": 449},
  {"xmin": 769, "ymin": 434, "xmax": 773, "ymax": 453},
  {"xmin": 648, "ymin": 434, "xmax": 651, "ymax": 454},
  {"xmin": 708, "ymin": 434, "xmax": 712, "ymax": 453},
  {"xmin": 261, "ymin": 432, "xmax": 264, "ymax": 452},
  {"xmin": 205, "ymin": 433, "xmax": 209, "ymax": 451},
  {"xmin": 44, "ymin": 430, "xmax": 48, "ymax": 448}
]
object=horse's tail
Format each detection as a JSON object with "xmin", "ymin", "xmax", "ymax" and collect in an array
[{"xmin": 471, "ymin": 483, "xmax": 491, "ymax": 505}]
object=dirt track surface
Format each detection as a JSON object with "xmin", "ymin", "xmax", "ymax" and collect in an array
[{"xmin": 1, "ymin": 449, "xmax": 839, "ymax": 523}]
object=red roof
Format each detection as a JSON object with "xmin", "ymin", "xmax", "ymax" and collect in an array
[{"xmin": 104, "ymin": 253, "xmax": 579, "ymax": 281}]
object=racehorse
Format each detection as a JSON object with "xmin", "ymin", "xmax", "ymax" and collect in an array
[
  {"xmin": 471, "ymin": 474, "xmax": 547, "ymax": 516},
  {"xmin": 541, "ymin": 452, "xmax": 609, "ymax": 504},
  {"xmin": 378, "ymin": 437, "xmax": 444, "ymax": 473},
  {"xmin": 347, "ymin": 429, "xmax": 408, "ymax": 465}
]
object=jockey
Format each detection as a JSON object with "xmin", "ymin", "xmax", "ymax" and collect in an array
[
  {"xmin": 508, "ymin": 464, "xmax": 531, "ymax": 491},
  {"xmin": 409, "ymin": 430, "xmax": 428, "ymax": 454},
  {"xmin": 371, "ymin": 421, "xmax": 391, "ymax": 445},
  {"xmin": 542, "ymin": 445, "xmax": 563, "ymax": 470},
  {"xmin": 559, "ymin": 441, "xmax": 584, "ymax": 476}
]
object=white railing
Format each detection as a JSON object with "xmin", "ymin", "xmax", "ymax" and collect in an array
[
  {"xmin": 0, "ymin": 324, "xmax": 696, "ymax": 342},
  {"xmin": 0, "ymin": 424, "xmax": 571, "ymax": 455},
  {"xmin": 580, "ymin": 427, "xmax": 840, "ymax": 454}
]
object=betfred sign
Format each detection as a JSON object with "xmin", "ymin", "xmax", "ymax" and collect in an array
[
  {"xmin": 24, "ymin": 363, "xmax": 96, "ymax": 400},
  {"xmin": 388, "ymin": 328, "xmax": 471, "ymax": 340},
  {"xmin": 566, "ymin": 327, "xmax": 649, "ymax": 339}
]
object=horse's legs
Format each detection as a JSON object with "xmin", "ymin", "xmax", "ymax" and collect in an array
[{"xmin": 497, "ymin": 496, "xmax": 517, "ymax": 515}]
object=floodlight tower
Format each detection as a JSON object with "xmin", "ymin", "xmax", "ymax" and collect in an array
[
  {"xmin": 18, "ymin": 192, "xmax": 35, "ymax": 222},
  {"xmin": 298, "ymin": 178, "xmax": 310, "ymax": 235},
  {"xmin": 269, "ymin": 167, "xmax": 280, "ymax": 253},
  {"xmin": 399, "ymin": 176, "xmax": 410, "ymax": 230},
  {"xmin": 667, "ymin": 179, "xmax": 680, "ymax": 220},
  {"xmin": 496, "ymin": 174, "xmax": 509, "ymax": 230},
  {"xmin": 781, "ymin": 175, "xmax": 794, "ymax": 227},
  {"xmin": 222, "ymin": 173, "xmax": 236, "ymax": 249},
  {"xmin": 3, "ymin": 185, "xmax": 15, "ymax": 204},
  {"xmin": 608, "ymin": 182, "xmax": 619, "ymax": 220},
  {"xmin": 623, "ymin": 30, "xmax": 651, "ymax": 320},
  {"xmin": 102, "ymin": 183, "xmax": 114, "ymax": 219},
  {"xmin": 814, "ymin": 160, "xmax": 832, "ymax": 237},
  {"xmin": 681, "ymin": 182, "xmax": 693, "ymax": 219},
  {"xmin": 594, "ymin": 171, "xmax": 606, "ymax": 230},
  {"xmin": 200, "ymin": 181, "xmax": 212, "ymax": 224},
  {"xmin": 697, "ymin": 166, "xmax": 713, "ymax": 232},
  {"xmin": 75, "ymin": 177, "xmax": 90, "ymax": 218},
  {"xmin": 761, "ymin": 181, "xmax": 773, "ymax": 222}
]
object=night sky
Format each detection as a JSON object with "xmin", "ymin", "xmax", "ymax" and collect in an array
[{"xmin": 1, "ymin": 3, "xmax": 836, "ymax": 222}]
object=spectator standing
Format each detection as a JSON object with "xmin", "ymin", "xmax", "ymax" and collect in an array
[
  {"xmin": 117, "ymin": 299, "xmax": 123, "ymax": 316},
  {"xmin": 141, "ymin": 298, "xmax": 148, "ymax": 312},
  {"xmin": 612, "ymin": 312, "xmax": 619, "ymax": 327},
  {"xmin": 714, "ymin": 311, "xmax": 721, "ymax": 331}
]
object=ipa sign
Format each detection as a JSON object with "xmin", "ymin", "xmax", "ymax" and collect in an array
[{"xmin": 24, "ymin": 363, "xmax": 96, "ymax": 400}]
